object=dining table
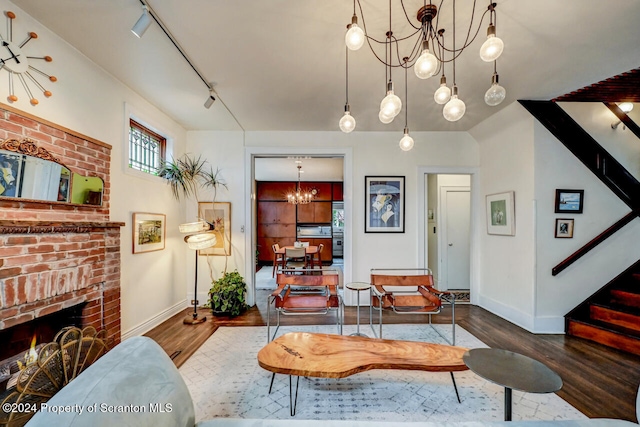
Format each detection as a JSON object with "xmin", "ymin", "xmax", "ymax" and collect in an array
[{"xmin": 275, "ymin": 245, "xmax": 321, "ymax": 270}]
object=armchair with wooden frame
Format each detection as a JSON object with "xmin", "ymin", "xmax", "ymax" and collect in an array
[
  {"xmin": 369, "ymin": 268, "xmax": 456, "ymax": 345},
  {"xmin": 267, "ymin": 270, "xmax": 343, "ymax": 342}
]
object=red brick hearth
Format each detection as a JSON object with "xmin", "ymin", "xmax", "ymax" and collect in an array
[{"xmin": 0, "ymin": 221, "xmax": 123, "ymax": 347}]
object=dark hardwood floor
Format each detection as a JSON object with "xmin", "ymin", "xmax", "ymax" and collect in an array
[{"xmin": 144, "ymin": 290, "xmax": 640, "ymax": 423}]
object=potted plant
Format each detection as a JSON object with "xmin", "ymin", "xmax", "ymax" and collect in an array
[{"xmin": 208, "ymin": 270, "xmax": 248, "ymax": 316}]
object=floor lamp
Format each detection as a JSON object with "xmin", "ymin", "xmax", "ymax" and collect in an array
[{"xmin": 180, "ymin": 220, "xmax": 217, "ymax": 325}]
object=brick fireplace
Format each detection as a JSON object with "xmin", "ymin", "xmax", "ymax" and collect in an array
[{"xmin": 0, "ymin": 103, "xmax": 123, "ymax": 350}]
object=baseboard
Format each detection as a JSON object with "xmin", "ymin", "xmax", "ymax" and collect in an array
[
  {"xmin": 532, "ymin": 315, "xmax": 565, "ymax": 334},
  {"xmin": 121, "ymin": 300, "xmax": 188, "ymax": 340},
  {"xmin": 477, "ymin": 294, "xmax": 535, "ymax": 332}
]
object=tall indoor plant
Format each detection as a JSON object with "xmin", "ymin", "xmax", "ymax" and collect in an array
[{"xmin": 158, "ymin": 154, "xmax": 248, "ymax": 318}]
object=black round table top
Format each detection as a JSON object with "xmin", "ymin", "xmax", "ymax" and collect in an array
[{"xmin": 463, "ymin": 348, "xmax": 563, "ymax": 393}]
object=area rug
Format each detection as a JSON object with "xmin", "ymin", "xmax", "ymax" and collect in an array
[{"xmin": 179, "ymin": 324, "xmax": 585, "ymax": 422}]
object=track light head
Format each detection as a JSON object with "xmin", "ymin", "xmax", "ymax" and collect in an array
[
  {"xmin": 132, "ymin": 5, "xmax": 152, "ymax": 38},
  {"xmin": 204, "ymin": 93, "xmax": 216, "ymax": 109}
]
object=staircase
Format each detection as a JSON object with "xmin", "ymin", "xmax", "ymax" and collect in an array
[{"xmin": 565, "ymin": 261, "xmax": 640, "ymax": 355}]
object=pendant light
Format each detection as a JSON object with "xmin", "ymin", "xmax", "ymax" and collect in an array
[
  {"xmin": 479, "ymin": 4, "xmax": 504, "ymax": 62},
  {"xmin": 433, "ymin": 30, "xmax": 451, "ymax": 105},
  {"xmin": 414, "ymin": 39, "xmax": 438, "ymax": 79},
  {"xmin": 345, "ymin": 0, "xmax": 365, "ymax": 51},
  {"xmin": 379, "ymin": 3, "xmax": 401, "ymax": 123},
  {"xmin": 484, "ymin": 61, "xmax": 506, "ymax": 106},
  {"xmin": 443, "ymin": 0, "xmax": 465, "ymax": 122},
  {"xmin": 339, "ymin": 47, "xmax": 356, "ymax": 133},
  {"xmin": 399, "ymin": 58, "xmax": 414, "ymax": 151}
]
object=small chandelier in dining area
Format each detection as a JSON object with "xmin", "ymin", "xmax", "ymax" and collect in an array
[
  {"xmin": 340, "ymin": 0, "xmax": 507, "ymax": 143},
  {"xmin": 286, "ymin": 163, "xmax": 313, "ymax": 205}
]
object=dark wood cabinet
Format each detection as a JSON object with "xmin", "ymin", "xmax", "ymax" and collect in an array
[
  {"xmin": 332, "ymin": 182, "xmax": 343, "ymax": 201},
  {"xmin": 297, "ymin": 201, "xmax": 331, "ymax": 223},
  {"xmin": 257, "ymin": 201, "xmax": 295, "ymax": 224}
]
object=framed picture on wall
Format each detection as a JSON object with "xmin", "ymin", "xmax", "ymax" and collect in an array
[
  {"xmin": 485, "ymin": 191, "xmax": 515, "ymax": 236},
  {"xmin": 555, "ymin": 218, "xmax": 574, "ymax": 238},
  {"xmin": 132, "ymin": 212, "xmax": 166, "ymax": 253},
  {"xmin": 198, "ymin": 202, "xmax": 231, "ymax": 256},
  {"xmin": 555, "ymin": 189, "xmax": 584, "ymax": 213},
  {"xmin": 0, "ymin": 149, "xmax": 23, "ymax": 198},
  {"xmin": 365, "ymin": 176, "xmax": 405, "ymax": 233}
]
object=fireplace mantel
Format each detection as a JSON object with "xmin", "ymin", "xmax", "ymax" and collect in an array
[{"xmin": 0, "ymin": 220, "xmax": 125, "ymax": 234}]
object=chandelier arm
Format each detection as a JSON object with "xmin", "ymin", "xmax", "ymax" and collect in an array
[
  {"xmin": 436, "ymin": 7, "xmax": 490, "ymax": 56},
  {"xmin": 400, "ymin": 0, "xmax": 422, "ymax": 30}
]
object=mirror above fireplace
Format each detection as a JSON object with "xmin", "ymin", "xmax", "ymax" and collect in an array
[{"xmin": 0, "ymin": 138, "xmax": 104, "ymax": 206}]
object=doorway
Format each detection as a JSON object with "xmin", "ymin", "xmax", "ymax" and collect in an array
[{"xmin": 426, "ymin": 174, "xmax": 472, "ymax": 293}]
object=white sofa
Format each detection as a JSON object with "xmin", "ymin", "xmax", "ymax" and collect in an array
[{"xmin": 25, "ymin": 336, "xmax": 638, "ymax": 427}]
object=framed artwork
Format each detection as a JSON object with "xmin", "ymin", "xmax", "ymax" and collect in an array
[
  {"xmin": 0, "ymin": 149, "xmax": 23, "ymax": 198},
  {"xmin": 486, "ymin": 191, "xmax": 515, "ymax": 236},
  {"xmin": 132, "ymin": 212, "xmax": 166, "ymax": 253},
  {"xmin": 555, "ymin": 218, "xmax": 574, "ymax": 238},
  {"xmin": 555, "ymin": 189, "xmax": 584, "ymax": 213},
  {"xmin": 365, "ymin": 176, "xmax": 405, "ymax": 233},
  {"xmin": 198, "ymin": 202, "xmax": 231, "ymax": 256}
]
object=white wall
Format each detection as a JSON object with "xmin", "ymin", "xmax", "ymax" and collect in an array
[
  {"xmin": 187, "ymin": 130, "xmax": 479, "ymax": 304},
  {"xmin": 533, "ymin": 108, "xmax": 640, "ymax": 332},
  {"xmin": 3, "ymin": 1, "xmax": 188, "ymax": 338},
  {"xmin": 469, "ymin": 102, "xmax": 537, "ymax": 331}
]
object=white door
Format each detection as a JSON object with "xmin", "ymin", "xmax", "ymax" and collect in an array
[{"xmin": 441, "ymin": 188, "xmax": 470, "ymax": 290}]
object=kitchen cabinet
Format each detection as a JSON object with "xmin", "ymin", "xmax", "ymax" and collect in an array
[
  {"xmin": 257, "ymin": 182, "xmax": 295, "ymax": 200},
  {"xmin": 297, "ymin": 201, "xmax": 331, "ymax": 223},
  {"xmin": 332, "ymin": 182, "xmax": 343, "ymax": 201},
  {"xmin": 257, "ymin": 199, "xmax": 296, "ymax": 263}
]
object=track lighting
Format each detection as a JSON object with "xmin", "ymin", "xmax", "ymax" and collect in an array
[
  {"xmin": 131, "ymin": 5, "xmax": 152, "ymax": 38},
  {"xmin": 204, "ymin": 91, "xmax": 216, "ymax": 109}
]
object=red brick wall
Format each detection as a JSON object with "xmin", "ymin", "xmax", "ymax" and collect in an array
[
  {"xmin": 0, "ymin": 104, "xmax": 122, "ymax": 347},
  {"xmin": 0, "ymin": 104, "xmax": 110, "ymax": 221}
]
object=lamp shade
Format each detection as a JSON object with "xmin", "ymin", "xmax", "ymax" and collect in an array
[
  {"xmin": 179, "ymin": 220, "xmax": 210, "ymax": 233},
  {"xmin": 184, "ymin": 231, "xmax": 217, "ymax": 250}
]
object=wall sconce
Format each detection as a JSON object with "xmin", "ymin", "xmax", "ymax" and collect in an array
[{"xmin": 611, "ymin": 102, "xmax": 633, "ymax": 129}]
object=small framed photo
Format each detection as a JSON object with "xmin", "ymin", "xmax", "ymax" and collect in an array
[
  {"xmin": 133, "ymin": 213, "xmax": 166, "ymax": 253},
  {"xmin": 555, "ymin": 189, "xmax": 584, "ymax": 213},
  {"xmin": 365, "ymin": 176, "xmax": 405, "ymax": 233},
  {"xmin": 555, "ymin": 218, "xmax": 574, "ymax": 238},
  {"xmin": 485, "ymin": 191, "xmax": 515, "ymax": 236}
]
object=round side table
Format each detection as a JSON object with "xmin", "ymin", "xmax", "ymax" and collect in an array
[{"xmin": 346, "ymin": 282, "xmax": 371, "ymax": 337}]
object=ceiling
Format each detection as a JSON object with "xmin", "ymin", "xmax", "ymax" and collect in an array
[{"xmin": 9, "ymin": 0, "xmax": 640, "ymax": 133}]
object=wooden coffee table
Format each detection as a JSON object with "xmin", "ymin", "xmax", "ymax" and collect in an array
[{"xmin": 258, "ymin": 332, "xmax": 469, "ymax": 415}]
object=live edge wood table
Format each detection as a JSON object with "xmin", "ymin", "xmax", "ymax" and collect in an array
[{"xmin": 257, "ymin": 332, "xmax": 469, "ymax": 416}]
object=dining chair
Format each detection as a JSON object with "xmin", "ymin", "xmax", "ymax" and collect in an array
[
  {"xmin": 314, "ymin": 243, "xmax": 324, "ymax": 269},
  {"xmin": 284, "ymin": 247, "xmax": 307, "ymax": 272},
  {"xmin": 272, "ymin": 243, "xmax": 284, "ymax": 278}
]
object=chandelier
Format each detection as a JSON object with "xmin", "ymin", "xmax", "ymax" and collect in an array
[
  {"xmin": 340, "ymin": 0, "xmax": 507, "ymax": 147},
  {"xmin": 286, "ymin": 163, "xmax": 313, "ymax": 205}
]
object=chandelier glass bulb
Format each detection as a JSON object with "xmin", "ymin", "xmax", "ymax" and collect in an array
[
  {"xmin": 443, "ymin": 88, "xmax": 466, "ymax": 122},
  {"xmin": 434, "ymin": 83, "xmax": 451, "ymax": 105},
  {"xmin": 379, "ymin": 109, "xmax": 395, "ymax": 124},
  {"xmin": 339, "ymin": 111, "xmax": 356, "ymax": 133},
  {"xmin": 345, "ymin": 16, "xmax": 365, "ymax": 51},
  {"xmin": 380, "ymin": 90, "xmax": 402, "ymax": 118},
  {"xmin": 484, "ymin": 73, "xmax": 506, "ymax": 106},
  {"xmin": 480, "ymin": 25, "xmax": 504, "ymax": 62},
  {"xmin": 399, "ymin": 128, "xmax": 414, "ymax": 151},
  {"xmin": 414, "ymin": 46, "xmax": 438, "ymax": 79}
]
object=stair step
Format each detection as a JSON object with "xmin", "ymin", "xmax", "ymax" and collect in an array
[
  {"xmin": 567, "ymin": 319, "xmax": 640, "ymax": 356},
  {"xmin": 590, "ymin": 303, "xmax": 640, "ymax": 332},
  {"xmin": 610, "ymin": 289, "xmax": 640, "ymax": 309}
]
